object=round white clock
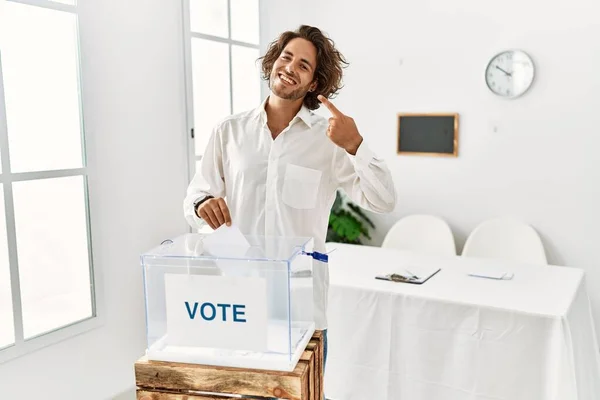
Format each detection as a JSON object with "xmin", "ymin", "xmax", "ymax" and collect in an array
[{"xmin": 485, "ymin": 50, "xmax": 535, "ymax": 98}]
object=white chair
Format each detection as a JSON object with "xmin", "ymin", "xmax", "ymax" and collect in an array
[
  {"xmin": 381, "ymin": 214, "xmax": 456, "ymax": 257},
  {"xmin": 462, "ymin": 217, "xmax": 547, "ymax": 265}
]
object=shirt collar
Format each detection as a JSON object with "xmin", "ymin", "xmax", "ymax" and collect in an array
[
  {"xmin": 296, "ymin": 103, "xmax": 313, "ymax": 128},
  {"xmin": 253, "ymin": 96, "xmax": 314, "ymax": 129}
]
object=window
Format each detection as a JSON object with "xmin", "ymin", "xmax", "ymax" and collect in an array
[
  {"xmin": 183, "ymin": 0, "xmax": 262, "ymax": 176},
  {"xmin": 0, "ymin": 0, "xmax": 96, "ymax": 362}
]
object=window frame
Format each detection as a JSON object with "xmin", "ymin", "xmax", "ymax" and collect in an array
[
  {"xmin": 0, "ymin": 0, "xmax": 101, "ymax": 364},
  {"xmin": 181, "ymin": 0, "xmax": 263, "ymax": 181}
]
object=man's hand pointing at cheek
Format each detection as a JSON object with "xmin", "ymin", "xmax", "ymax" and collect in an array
[{"xmin": 318, "ymin": 94, "xmax": 363, "ymax": 155}]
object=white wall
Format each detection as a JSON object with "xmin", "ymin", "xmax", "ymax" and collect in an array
[
  {"xmin": 261, "ymin": 0, "xmax": 600, "ymax": 339},
  {"xmin": 1, "ymin": 1, "xmax": 597, "ymax": 397},
  {"xmin": 0, "ymin": 0, "xmax": 189, "ymax": 398}
]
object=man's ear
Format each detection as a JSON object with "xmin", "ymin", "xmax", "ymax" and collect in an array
[{"xmin": 308, "ymin": 81, "xmax": 318, "ymax": 92}]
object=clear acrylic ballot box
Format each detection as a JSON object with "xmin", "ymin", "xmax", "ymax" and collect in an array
[{"xmin": 140, "ymin": 232, "xmax": 315, "ymax": 372}]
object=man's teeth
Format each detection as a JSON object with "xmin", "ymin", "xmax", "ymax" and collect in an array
[{"xmin": 280, "ymin": 74, "xmax": 295, "ymax": 84}]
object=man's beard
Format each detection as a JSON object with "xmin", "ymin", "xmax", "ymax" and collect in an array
[{"xmin": 270, "ymin": 71, "xmax": 311, "ymax": 101}]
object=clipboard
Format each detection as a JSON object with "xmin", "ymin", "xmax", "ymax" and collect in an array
[{"xmin": 375, "ymin": 267, "xmax": 441, "ymax": 285}]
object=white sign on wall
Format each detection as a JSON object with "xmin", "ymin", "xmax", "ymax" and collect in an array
[{"xmin": 164, "ymin": 274, "xmax": 268, "ymax": 351}]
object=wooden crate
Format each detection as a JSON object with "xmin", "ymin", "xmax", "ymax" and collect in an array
[{"xmin": 135, "ymin": 330, "xmax": 324, "ymax": 400}]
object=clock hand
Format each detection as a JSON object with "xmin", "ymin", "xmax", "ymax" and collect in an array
[{"xmin": 495, "ymin": 65, "xmax": 512, "ymax": 77}]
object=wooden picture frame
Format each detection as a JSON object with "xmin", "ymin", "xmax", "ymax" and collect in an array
[{"xmin": 397, "ymin": 113, "xmax": 459, "ymax": 157}]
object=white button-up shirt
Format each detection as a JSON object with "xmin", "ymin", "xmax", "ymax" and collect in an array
[{"xmin": 184, "ymin": 97, "xmax": 396, "ymax": 329}]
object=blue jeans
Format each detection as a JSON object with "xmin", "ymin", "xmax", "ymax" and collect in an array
[
  {"xmin": 322, "ymin": 329, "xmax": 328, "ymax": 371},
  {"xmin": 322, "ymin": 329, "xmax": 328, "ymax": 400}
]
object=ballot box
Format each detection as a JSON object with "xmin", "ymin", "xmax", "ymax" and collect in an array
[{"xmin": 140, "ymin": 230, "xmax": 316, "ymax": 372}]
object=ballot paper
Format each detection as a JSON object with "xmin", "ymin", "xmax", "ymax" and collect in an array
[{"xmin": 202, "ymin": 224, "xmax": 251, "ymax": 258}]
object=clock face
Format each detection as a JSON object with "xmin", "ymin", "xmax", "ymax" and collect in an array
[{"xmin": 485, "ymin": 50, "xmax": 535, "ymax": 98}]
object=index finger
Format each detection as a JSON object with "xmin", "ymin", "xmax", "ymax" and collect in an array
[
  {"xmin": 218, "ymin": 198, "xmax": 232, "ymax": 226},
  {"xmin": 318, "ymin": 95, "xmax": 343, "ymax": 117}
]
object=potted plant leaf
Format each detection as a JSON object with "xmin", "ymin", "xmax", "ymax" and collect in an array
[{"xmin": 327, "ymin": 190, "xmax": 375, "ymax": 244}]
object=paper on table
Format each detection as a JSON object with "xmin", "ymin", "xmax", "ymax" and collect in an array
[
  {"xmin": 202, "ymin": 224, "xmax": 251, "ymax": 258},
  {"xmin": 402, "ymin": 265, "xmax": 440, "ymax": 280},
  {"xmin": 467, "ymin": 266, "xmax": 514, "ymax": 280},
  {"xmin": 375, "ymin": 265, "xmax": 441, "ymax": 284}
]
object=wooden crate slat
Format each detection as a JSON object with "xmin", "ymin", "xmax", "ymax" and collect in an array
[
  {"xmin": 300, "ymin": 348, "xmax": 316, "ymax": 400},
  {"xmin": 309, "ymin": 331, "xmax": 324, "ymax": 400},
  {"xmin": 136, "ymin": 358, "xmax": 308, "ymax": 399},
  {"xmin": 135, "ymin": 330, "xmax": 324, "ymax": 400},
  {"xmin": 137, "ymin": 389, "xmax": 231, "ymax": 400}
]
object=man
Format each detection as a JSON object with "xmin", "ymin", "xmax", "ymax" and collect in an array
[{"xmin": 183, "ymin": 24, "xmax": 396, "ymax": 391}]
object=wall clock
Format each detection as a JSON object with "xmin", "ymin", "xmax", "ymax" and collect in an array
[{"xmin": 485, "ymin": 50, "xmax": 535, "ymax": 98}]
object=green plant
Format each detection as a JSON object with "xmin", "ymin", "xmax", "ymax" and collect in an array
[{"xmin": 327, "ymin": 190, "xmax": 375, "ymax": 244}]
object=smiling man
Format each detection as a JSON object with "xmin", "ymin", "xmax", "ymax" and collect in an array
[{"xmin": 182, "ymin": 25, "xmax": 397, "ymax": 390}]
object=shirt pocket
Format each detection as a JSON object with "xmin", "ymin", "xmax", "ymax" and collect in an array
[{"xmin": 282, "ymin": 164, "xmax": 322, "ymax": 209}]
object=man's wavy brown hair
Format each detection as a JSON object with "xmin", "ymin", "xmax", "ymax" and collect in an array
[{"xmin": 259, "ymin": 25, "xmax": 349, "ymax": 110}]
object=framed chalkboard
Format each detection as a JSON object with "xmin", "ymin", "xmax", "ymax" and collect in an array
[{"xmin": 397, "ymin": 113, "xmax": 459, "ymax": 157}]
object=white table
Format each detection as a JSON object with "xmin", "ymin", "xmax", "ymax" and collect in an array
[{"xmin": 323, "ymin": 243, "xmax": 600, "ymax": 400}]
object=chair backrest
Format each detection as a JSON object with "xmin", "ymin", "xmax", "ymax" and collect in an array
[
  {"xmin": 462, "ymin": 217, "xmax": 547, "ymax": 265},
  {"xmin": 381, "ymin": 214, "xmax": 456, "ymax": 257}
]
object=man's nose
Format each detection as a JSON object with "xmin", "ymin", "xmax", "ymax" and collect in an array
[{"xmin": 285, "ymin": 63, "xmax": 297, "ymax": 75}]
